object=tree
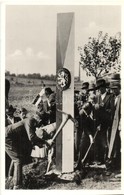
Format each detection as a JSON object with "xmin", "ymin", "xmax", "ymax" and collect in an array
[
  {"xmin": 11, "ymin": 73, "xmax": 16, "ymax": 77},
  {"xmin": 78, "ymin": 31, "xmax": 121, "ymax": 79}
]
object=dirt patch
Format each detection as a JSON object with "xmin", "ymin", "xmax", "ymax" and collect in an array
[{"xmin": 5, "ymin": 159, "xmax": 121, "ymax": 190}]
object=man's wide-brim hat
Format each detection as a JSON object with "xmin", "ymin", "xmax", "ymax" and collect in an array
[
  {"xmin": 111, "ymin": 73, "xmax": 120, "ymax": 81},
  {"xmin": 96, "ymin": 78, "xmax": 107, "ymax": 89},
  {"xmin": 110, "ymin": 81, "xmax": 121, "ymax": 89},
  {"xmin": 81, "ymin": 82, "xmax": 89, "ymax": 89},
  {"xmin": 88, "ymin": 83, "xmax": 96, "ymax": 91}
]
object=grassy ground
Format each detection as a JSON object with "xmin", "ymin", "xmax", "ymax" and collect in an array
[{"xmin": 6, "ymin": 81, "xmax": 121, "ymax": 190}]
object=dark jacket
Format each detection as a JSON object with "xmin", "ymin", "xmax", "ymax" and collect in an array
[
  {"xmin": 95, "ymin": 92, "xmax": 114, "ymax": 129},
  {"xmin": 5, "ymin": 117, "xmax": 46, "ymax": 156}
]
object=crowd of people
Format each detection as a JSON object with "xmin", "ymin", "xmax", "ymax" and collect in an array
[
  {"xmin": 74, "ymin": 74, "xmax": 121, "ymax": 175},
  {"xmin": 5, "ymin": 73, "xmax": 121, "ymax": 189}
]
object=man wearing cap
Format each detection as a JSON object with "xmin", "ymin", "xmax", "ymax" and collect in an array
[
  {"xmin": 94, "ymin": 78, "xmax": 114, "ymax": 165},
  {"xmin": 5, "ymin": 115, "xmax": 53, "ymax": 189}
]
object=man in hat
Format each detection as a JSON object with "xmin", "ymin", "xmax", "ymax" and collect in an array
[
  {"xmin": 79, "ymin": 82, "xmax": 89, "ymax": 105},
  {"xmin": 6, "ymin": 105, "xmax": 21, "ymax": 126},
  {"xmin": 111, "ymin": 73, "xmax": 120, "ymax": 81},
  {"xmin": 94, "ymin": 78, "xmax": 115, "ymax": 165},
  {"xmin": 75, "ymin": 82, "xmax": 98, "ymax": 169},
  {"xmin": 87, "ymin": 83, "xmax": 97, "ymax": 104},
  {"xmin": 5, "ymin": 114, "xmax": 53, "ymax": 189},
  {"xmin": 106, "ymin": 81, "xmax": 121, "ymax": 175}
]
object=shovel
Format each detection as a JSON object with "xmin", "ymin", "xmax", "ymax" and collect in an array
[{"xmin": 81, "ymin": 126, "xmax": 100, "ymax": 165}]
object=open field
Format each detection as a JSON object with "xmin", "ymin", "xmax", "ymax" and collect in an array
[
  {"xmin": 6, "ymin": 78, "xmax": 121, "ymax": 190},
  {"xmin": 8, "ymin": 76, "xmax": 82, "ymax": 114}
]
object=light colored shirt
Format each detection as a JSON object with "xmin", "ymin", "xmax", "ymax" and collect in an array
[{"xmin": 115, "ymin": 96, "xmax": 119, "ymax": 106}]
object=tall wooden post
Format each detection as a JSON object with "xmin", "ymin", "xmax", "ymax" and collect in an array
[{"xmin": 56, "ymin": 13, "xmax": 74, "ymax": 173}]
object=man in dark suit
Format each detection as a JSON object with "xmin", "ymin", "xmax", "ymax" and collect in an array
[
  {"xmin": 5, "ymin": 115, "xmax": 52, "ymax": 189},
  {"xmin": 106, "ymin": 81, "xmax": 121, "ymax": 175},
  {"xmin": 76, "ymin": 83, "xmax": 97, "ymax": 169},
  {"xmin": 94, "ymin": 78, "xmax": 114, "ymax": 164}
]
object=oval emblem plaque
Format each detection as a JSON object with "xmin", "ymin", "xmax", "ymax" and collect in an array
[{"xmin": 56, "ymin": 68, "xmax": 71, "ymax": 91}]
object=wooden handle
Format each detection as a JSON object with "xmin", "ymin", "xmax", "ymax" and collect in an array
[{"xmin": 51, "ymin": 114, "xmax": 69, "ymax": 142}]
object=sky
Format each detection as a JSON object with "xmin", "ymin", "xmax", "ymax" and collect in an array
[{"xmin": 5, "ymin": 5, "xmax": 121, "ymax": 78}]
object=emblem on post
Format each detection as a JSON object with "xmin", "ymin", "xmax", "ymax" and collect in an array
[{"xmin": 56, "ymin": 68, "xmax": 71, "ymax": 91}]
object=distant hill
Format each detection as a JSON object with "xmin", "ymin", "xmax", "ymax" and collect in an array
[{"xmin": 5, "ymin": 75, "xmax": 56, "ymax": 87}]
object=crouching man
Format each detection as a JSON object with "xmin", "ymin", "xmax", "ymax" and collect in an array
[{"xmin": 5, "ymin": 115, "xmax": 52, "ymax": 190}]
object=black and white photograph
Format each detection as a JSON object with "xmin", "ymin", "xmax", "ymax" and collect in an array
[{"xmin": 0, "ymin": 1, "xmax": 123, "ymax": 192}]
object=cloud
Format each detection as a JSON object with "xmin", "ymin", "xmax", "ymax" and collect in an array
[
  {"xmin": 25, "ymin": 47, "xmax": 34, "ymax": 57},
  {"xmin": 8, "ymin": 48, "xmax": 50, "ymax": 60},
  {"xmin": 6, "ymin": 48, "xmax": 53, "ymax": 75},
  {"xmin": 89, "ymin": 22, "xmax": 97, "ymax": 29},
  {"xmin": 85, "ymin": 21, "xmax": 119, "ymax": 38},
  {"xmin": 9, "ymin": 49, "xmax": 23, "ymax": 57},
  {"xmin": 37, "ymin": 51, "xmax": 50, "ymax": 59}
]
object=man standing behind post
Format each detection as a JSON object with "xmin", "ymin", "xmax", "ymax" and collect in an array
[
  {"xmin": 44, "ymin": 87, "xmax": 56, "ymax": 124},
  {"xmin": 79, "ymin": 82, "xmax": 89, "ymax": 106},
  {"xmin": 94, "ymin": 78, "xmax": 114, "ymax": 165},
  {"xmin": 78, "ymin": 82, "xmax": 89, "ymax": 134}
]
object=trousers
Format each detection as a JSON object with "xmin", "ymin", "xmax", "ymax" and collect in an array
[{"xmin": 5, "ymin": 144, "xmax": 22, "ymax": 187}]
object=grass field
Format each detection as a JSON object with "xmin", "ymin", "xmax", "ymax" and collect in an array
[{"xmin": 8, "ymin": 85, "xmax": 56, "ymax": 114}]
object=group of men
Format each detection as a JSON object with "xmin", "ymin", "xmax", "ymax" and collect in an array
[
  {"xmin": 5, "ymin": 73, "xmax": 121, "ymax": 189},
  {"xmin": 74, "ymin": 74, "xmax": 121, "ymax": 175}
]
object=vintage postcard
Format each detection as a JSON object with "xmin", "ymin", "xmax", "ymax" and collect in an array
[{"xmin": 0, "ymin": 1, "xmax": 124, "ymax": 194}]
